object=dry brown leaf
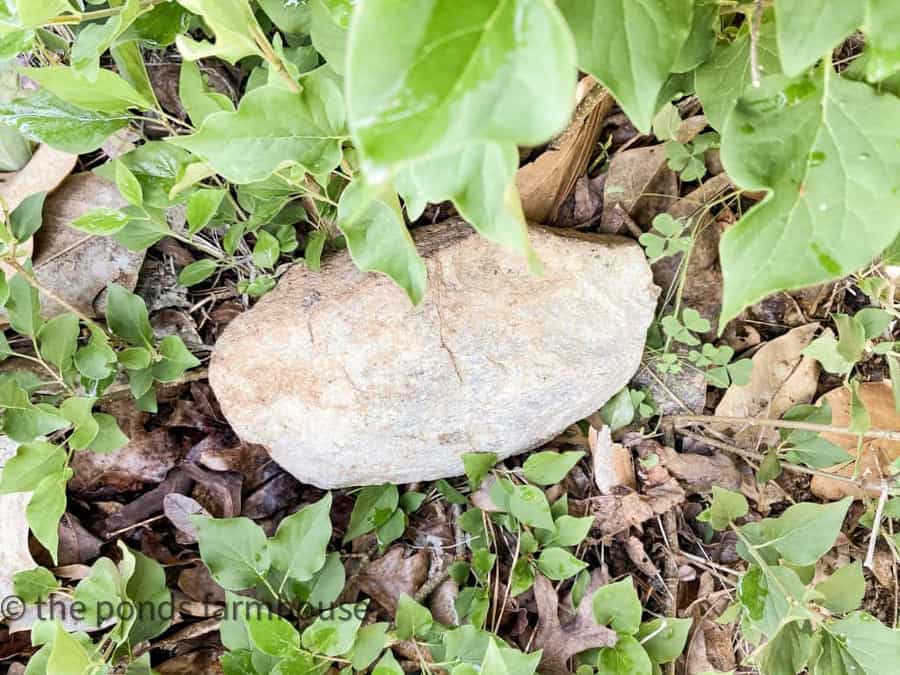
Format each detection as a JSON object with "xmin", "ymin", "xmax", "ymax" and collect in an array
[
  {"xmin": 715, "ymin": 323, "xmax": 823, "ymax": 447},
  {"xmin": 600, "ymin": 144, "xmax": 670, "ymax": 232},
  {"xmin": 810, "ymin": 381, "xmax": 900, "ymax": 500},
  {"xmin": 589, "ymin": 424, "xmax": 636, "ymax": 494},
  {"xmin": 517, "ymin": 78, "xmax": 613, "ymax": 223},
  {"xmin": 429, "ymin": 578, "xmax": 459, "ymax": 627},
  {"xmin": 70, "ymin": 399, "xmax": 185, "ymax": 494},
  {"xmin": 533, "ymin": 572, "xmax": 617, "ymax": 675},
  {"xmin": 164, "ymin": 493, "xmax": 209, "ymax": 544},
  {"xmin": 579, "ymin": 477, "xmax": 686, "ymax": 536},
  {"xmin": 623, "ymin": 536, "xmax": 660, "ymax": 577},
  {"xmin": 659, "ymin": 446, "xmax": 741, "ymax": 493},
  {"xmin": 0, "ymin": 145, "xmax": 76, "ymax": 213},
  {"xmin": 358, "ymin": 547, "xmax": 429, "ymax": 614}
]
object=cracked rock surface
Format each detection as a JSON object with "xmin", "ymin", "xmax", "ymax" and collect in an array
[{"xmin": 210, "ymin": 219, "xmax": 658, "ymax": 488}]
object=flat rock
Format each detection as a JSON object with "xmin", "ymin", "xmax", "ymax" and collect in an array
[{"xmin": 210, "ymin": 220, "xmax": 658, "ymax": 488}]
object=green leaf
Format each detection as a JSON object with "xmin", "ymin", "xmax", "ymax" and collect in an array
[
  {"xmin": 510, "ymin": 558, "xmax": 535, "ymax": 597},
  {"xmin": 814, "ymin": 561, "xmax": 866, "ymax": 614},
  {"xmin": 695, "ymin": 19, "xmax": 782, "ymax": 131},
  {"xmin": 551, "ymin": 515, "xmax": 594, "ymax": 548},
  {"xmin": 758, "ymin": 496, "xmax": 852, "ymax": 566},
  {"xmin": 849, "ymin": 379, "xmax": 871, "ymax": 435},
  {"xmin": 121, "ymin": 544, "xmax": 170, "ymax": 644},
  {"xmin": 252, "ymin": 230, "xmax": 281, "ymax": 269},
  {"xmin": 834, "ymin": 313, "xmax": 866, "ymax": 364},
  {"xmin": 597, "ymin": 635, "xmax": 652, "ymax": 675},
  {"xmin": 0, "ymin": 441, "xmax": 66, "ymax": 494},
  {"xmin": 395, "ymin": 142, "xmax": 539, "ymax": 271},
  {"xmin": 110, "ymin": 41, "xmax": 159, "ymax": 112},
  {"xmin": 26, "ymin": 469, "xmax": 71, "ymax": 565},
  {"xmin": 15, "ymin": 0, "xmax": 74, "ymax": 27},
  {"xmin": 9, "ymin": 190, "xmax": 45, "ymax": 242},
  {"xmin": 60, "ymin": 397, "xmax": 99, "ymax": 450},
  {"xmin": 825, "ymin": 611, "xmax": 900, "ymax": 671},
  {"xmin": 6, "ymin": 269, "xmax": 42, "ymax": 337},
  {"xmin": 350, "ymin": 622, "xmax": 389, "ymax": 670},
  {"xmin": 337, "ymin": 178, "xmax": 426, "ymax": 304},
  {"xmin": 70, "ymin": 0, "xmax": 143, "ymax": 80},
  {"xmin": 636, "ymin": 617, "xmax": 692, "ymax": 664},
  {"xmin": 13, "ymin": 566, "xmax": 57, "ymax": 603},
  {"xmin": 395, "ymin": 594, "xmax": 433, "ymax": 640},
  {"xmin": 20, "ymin": 66, "xmax": 152, "ymax": 114},
  {"xmin": 258, "ymin": 0, "xmax": 311, "ymax": 34},
  {"xmin": 673, "ymin": 0, "xmax": 717, "ymax": 72},
  {"xmin": 168, "ymin": 78, "xmax": 344, "ymax": 184},
  {"xmin": 87, "ymin": 413, "xmax": 128, "ymax": 454},
  {"xmin": 522, "ymin": 451, "xmax": 584, "ymax": 486},
  {"xmin": 247, "ymin": 613, "xmax": 301, "ymax": 657},
  {"xmin": 535, "ymin": 547, "xmax": 588, "ymax": 581},
  {"xmin": 343, "ymin": 484, "xmax": 399, "ymax": 543},
  {"xmin": 857, "ymin": 307, "xmax": 893, "ymax": 339},
  {"xmin": 346, "ymin": 0, "xmax": 576, "ymax": 171},
  {"xmin": 47, "ymin": 622, "xmax": 93, "ymax": 675},
  {"xmin": 0, "ymin": 381, "xmax": 69, "ymax": 443},
  {"xmin": 194, "ymin": 516, "xmax": 271, "ymax": 590},
  {"xmin": 301, "ymin": 602, "xmax": 365, "ymax": 656},
  {"xmin": 186, "ymin": 188, "xmax": 225, "ymax": 235},
  {"xmin": 175, "ymin": 0, "xmax": 265, "ymax": 64},
  {"xmin": 863, "ymin": 0, "xmax": 900, "ymax": 82},
  {"xmin": 0, "ymin": 90, "xmax": 130, "ymax": 154},
  {"xmin": 592, "ymin": 577, "xmax": 642, "ymax": 635},
  {"xmin": 37, "ymin": 313, "xmax": 79, "ymax": 372},
  {"xmin": 74, "ymin": 557, "xmax": 124, "ymax": 627},
  {"xmin": 304, "ymin": 229, "xmax": 326, "ymax": 271},
  {"xmin": 270, "ymin": 493, "xmax": 332, "ymax": 582},
  {"xmin": 462, "ymin": 451, "xmax": 497, "ymax": 490},
  {"xmin": 719, "ymin": 70, "xmax": 900, "ymax": 329},
  {"xmin": 69, "ymin": 207, "xmax": 130, "ymax": 236},
  {"xmin": 310, "ymin": 0, "xmax": 350, "ymax": 74},
  {"xmin": 775, "ymin": 0, "xmax": 863, "ymax": 76},
  {"xmin": 152, "ymin": 335, "xmax": 201, "ymax": 381},
  {"xmin": 757, "ymin": 620, "xmax": 812, "ymax": 675},
  {"xmin": 599, "ymin": 387, "xmax": 636, "ymax": 431},
  {"xmin": 178, "ymin": 259, "xmax": 218, "ymax": 287},
  {"xmin": 509, "ymin": 484, "xmax": 555, "ymax": 531},
  {"xmin": 74, "ymin": 330, "xmax": 117, "ymax": 381},
  {"xmin": 889, "ymin": 355, "xmax": 900, "ymax": 413},
  {"xmin": 559, "ymin": 0, "xmax": 691, "ymax": 133},
  {"xmin": 115, "ymin": 159, "xmax": 143, "ymax": 208},
  {"xmin": 372, "ymin": 650, "xmax": 404, "ymax": 675},
  {"xmin": 178, "ymin": 60, "xmax": 234, "ymax": 127},
  {"xmin": 105, "ymin": 283, "xmax": 154, "ymax": 348}
]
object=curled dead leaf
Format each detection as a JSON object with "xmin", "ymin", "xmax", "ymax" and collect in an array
[
  {"xmin": 659, "ymin": 446, "xmax": 741, "ymax": 493},
  {"xmin": 589, "ymin": 424, "xmax": 636, "ymax": 494},
  {"xmin": 517, "ymin": 78, "xmax": 613, "ymax": 223},
  {"xmin": 358, "ymin": 547, "xmax": 429, "ymax": 614},
  {"xmin": 532, "ymin": 572, "xmax": 617, "ymax": 675}
]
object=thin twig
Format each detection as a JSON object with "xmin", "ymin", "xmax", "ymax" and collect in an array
[{"xmin": 669, "ymin": 413, "xmax": 900, "ymax": 442}]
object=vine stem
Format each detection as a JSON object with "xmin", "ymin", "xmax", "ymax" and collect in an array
[
  {"xmin": 677, "ymin": 428, "xmax": 889, "ymax": 493},
  {"xmin": 4, "ymin": 257, "xmax": 108, "ymax": 336},
  {"xmin": 46, "ymin": 0, "xmax": 168, "ymax": 24},
  {"xmin": 668, "ymin": 413, "xmax": 900, "ymax": 441},
  {"xmin": 250, "ymin": 24, "xmax": 301, "ymax": 94},
  {"xmin": 865, "ymin": 481, "xmax": 890, "ymax": 571}
]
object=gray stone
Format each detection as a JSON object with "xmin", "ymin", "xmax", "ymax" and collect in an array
[{"xmin": 210, "ymin": 220, "xmax": 658, "ymax": 488}]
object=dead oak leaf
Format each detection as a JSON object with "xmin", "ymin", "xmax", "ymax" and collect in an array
[
  {"xmin": 358, "ymin": 547, "xmax": 429, "ymax": 614},
  {"xmin": 532, "ymin": 573, "xmax": 617, "ymax": 675}
]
